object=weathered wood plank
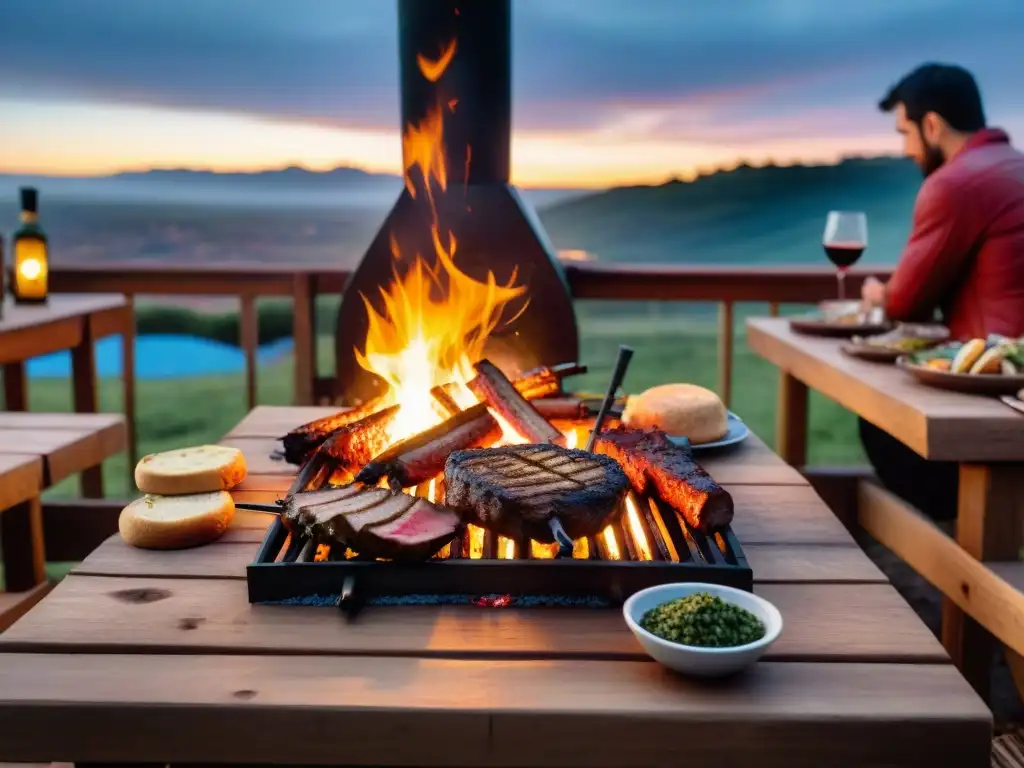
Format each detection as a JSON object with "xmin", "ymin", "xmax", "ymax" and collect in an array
[
  {"xmin": 0, "ymin": 575, "xmax": 947, "ymax": 663},
  {"xmin": 0, "ymin": 419, "xmax": 125, "ymax": 486},
  {"xmin": 0, "ymin": 653, "xmax": 989, "ymax": 768}
]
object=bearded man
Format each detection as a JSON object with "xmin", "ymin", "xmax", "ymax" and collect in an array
[{"xmin": 860, "ymin": 63, "xmax": 1024, "ymax": 520}]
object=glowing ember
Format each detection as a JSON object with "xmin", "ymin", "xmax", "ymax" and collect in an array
[
  {"xmin": 475, "ymin": 594, "xmax": 512, "ymax": 608},
  {"xmin": 600, "ymin": 526, "xmax": 621, "ymax": 560},
  {"xmin": 356, "ymin": 32, "xmax": 528, "ymax": 448},
  {"xmin": 624, "ymin": 494, "xmax": 652, "ymax": 561},
  {"xmin": 499, "ymin": 537, "xmax": 516, "ymax": 560}
]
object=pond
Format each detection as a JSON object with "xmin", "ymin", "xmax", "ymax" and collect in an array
[{"xmin": 26, "ymin": 334, "xmax": 295, "ymax": 380}]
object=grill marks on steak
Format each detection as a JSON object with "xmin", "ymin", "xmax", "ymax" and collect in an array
[
  {"xmin": 593, "ymin": 426, "xmax": 734, "ymax": 533},
  {"xmin": 444, "ymin": 444, "xmax": 628, "ymax": 543},
  {"xmin": 286, "ymin": 484, "xmax": 459, "ymax": 561}
]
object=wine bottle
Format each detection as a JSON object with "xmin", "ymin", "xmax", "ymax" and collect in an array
[{"xmin": 11, "ymin": 186, "xmax": 48, "ymax": 303}]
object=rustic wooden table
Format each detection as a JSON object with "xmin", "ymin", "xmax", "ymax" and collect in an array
[
  {"xmin": 0, "ymin": 406, "xmax": 992, "ymax": 767},
  {"xmin": 747, "ymin": 316, "xmax": 1024, "ymax": 699},
  {"xmin": 0, "ymin": 293, "xmax": 136, "ymax": 495}
]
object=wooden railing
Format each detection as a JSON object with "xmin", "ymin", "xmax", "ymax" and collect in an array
[{"xmin": 49, "ymin": 260, "xmax": 893, "ymax": 414}]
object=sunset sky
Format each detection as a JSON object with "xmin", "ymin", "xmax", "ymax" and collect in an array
[{"xmin": 1, "ymin": 0, "xmax": 1021, "ymax": 188}]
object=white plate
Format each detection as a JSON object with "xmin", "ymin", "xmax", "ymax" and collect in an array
[{"xmin": 666, "ymin": 412, "xmax": 749, "ymax": 452}]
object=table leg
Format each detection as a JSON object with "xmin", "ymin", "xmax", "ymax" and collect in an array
[
  {"xmin": 2, "ymin": 361, "xmax": 28, "ymax": 411},
  {"xmin": 122, "ymin": 298, "xmax": 138, "ymax": 478},
  {"xmin": 0, "ymin": 496, "xmax": 46, "ymax": 591},
  {"xmin": 942, "ymin": 463, "xmax": 1024, "ymax": 699},
  {"xmin": 71, "ymin": 321, "xmax": 104, "ymax": 498},
  {"xmin": 775, "ymin": 371, "xmax": 808, "ymax": 467}
]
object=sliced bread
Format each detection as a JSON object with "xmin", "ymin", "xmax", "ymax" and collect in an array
[
  {"xmin": 119, "ymin": 491, "xmax": 235, "ymax": 549},
  {"xmin": 135, "ymin": 445, "xmax": 247, "ymax": 495}
]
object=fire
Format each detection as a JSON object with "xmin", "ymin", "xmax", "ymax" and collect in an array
[{"xmin": 355, "ymin": 33, "xmax": 528, "ymax": 447}]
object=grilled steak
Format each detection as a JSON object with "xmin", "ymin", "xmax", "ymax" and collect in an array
[
  {"xmin": 355, "ymin": 403, "xmax": 500, "ymax": 489},
  {"xmin": 295, "ymin": 484, "xmax": 459, "ymax": 561},
  {"xmin": 593, "ymin": 426, "xmax": 733, "ymax": 533},
  {"xmin": 444, "ymin": 444, "xmax": 628, "ymax": 542}
]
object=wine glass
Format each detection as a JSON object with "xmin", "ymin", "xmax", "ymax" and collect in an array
[{"xmin": 823, "ymin": 211, "xmax": 867, "ymax": 301}]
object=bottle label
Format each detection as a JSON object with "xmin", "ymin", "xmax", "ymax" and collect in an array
[{"xmin": 14, "ymin": 238, "xmax": 47, "ymax": 300}]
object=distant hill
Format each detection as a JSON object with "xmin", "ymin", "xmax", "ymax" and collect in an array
[
  {"xmin": 0, "ymin": 156, "xmax": 922, "ymax": 268},
  {"xmin": 539, "ymin": 157, "xmax": 922, "ymax": 267},
  {"xmin": 0, "ymin": 166, "xmax": 588, "ymax": 211}
]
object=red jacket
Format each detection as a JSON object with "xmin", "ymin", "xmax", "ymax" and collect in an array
[{"xmin": 885, "ymin": 128, "xmax": 1024, "ymax": 340}]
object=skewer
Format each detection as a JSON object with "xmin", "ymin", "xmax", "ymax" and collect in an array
[
  {"xmin": 233, "ymin": 502, "xmax": 283, "ymax": 515},
  {"xmin": 585, "ymin": 345, "xmax": 634, "ymax": 452},
  {"xmin": 548, "ymin": 517, "xmax": 575, "ymax": 558}
]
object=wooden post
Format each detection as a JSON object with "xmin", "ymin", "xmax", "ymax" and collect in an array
[
  {"xmin": 71, "ymin": 316, "xmax": 103, "ymax": 498},
  {"xmin": 941, "ymin": 463, "xmax": 1024, "ymax": 699},
  {"xmin": 122, "ymin": 295, "xmax": 137, "ymax": 477},
  {"xmin": 2, "ymin": 361, "xmax": 28, "ymax": 411},
  {"xmin": 0, "ymin": 496, "xmax": 45, "ymax": 591},
  {"xmin": 775, "ymin": 371, "xmax": 808, "ymax": 468},
  {"xmin": 292, "ymin": 275, "xmax": 316, "ymax": 406},
  {"xmin": 240, "ymin": 295, "xmax": 259, "ymax": 410},
  {"xmin": 717, "ymin": 301, "xmax": 734, "ymax": 408}
]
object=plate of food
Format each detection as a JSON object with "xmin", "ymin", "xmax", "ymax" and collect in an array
[
  {"xmin": 788, "ymin": 301, "xmax": 890, "ymax": 338},
  {"xmin": 897, "ymin": 335, "xmax": 1024, "ymax": 395},
  {"xmin": 620, "ymin": 383, "xmax": 749, "ymax": 451},
  {"xmin": 840, "ymin": 323, "xmax": 950, "ymax": 363}
]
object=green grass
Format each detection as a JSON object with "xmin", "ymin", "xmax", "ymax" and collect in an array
[{"xmin": 23, "ymin": 314, "xmax": 864, "ymax": 501}]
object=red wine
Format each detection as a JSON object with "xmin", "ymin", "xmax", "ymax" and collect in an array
[{"xmin": 824, "ymin": 242, "xmax": 864, "ymax": 269}]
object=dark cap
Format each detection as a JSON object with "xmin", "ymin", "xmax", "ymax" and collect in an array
[{"xmin": 19, "ymin": 187, "xmax": 38, "ymax": 214}]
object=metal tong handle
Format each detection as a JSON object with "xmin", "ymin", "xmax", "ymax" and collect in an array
[{"xmin": 586, "ymin": 345, "xmax": 634, "ymax": 452}]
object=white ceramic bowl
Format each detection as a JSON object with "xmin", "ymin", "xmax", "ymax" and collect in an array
[{"xmin": 623, "ymin": 583, "xmax": 783, "ymax": 677}]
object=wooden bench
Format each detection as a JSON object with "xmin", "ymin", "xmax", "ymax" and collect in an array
[
  {"xmin": 0, "ymin": 453, "xmax": 46, "ymax": 631},
  {"xmin": 0, "ymin": 413, "xmax": 126, "ymax": 601},
  {"xmin": 858, "ymin": 479, "xmax": 1024, "ymax": 701}
]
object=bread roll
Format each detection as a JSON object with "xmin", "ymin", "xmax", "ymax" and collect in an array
[
  {"xmin": 119, "ymin": 491, "xmax": 235, "ymax": 549},
  {"xmin": 622, "ymin": 384, "xmax": 728, "ymax": 444},
  {"xmin": 135, "ymin": 445, "xmax": 246, "ymax": 495}
]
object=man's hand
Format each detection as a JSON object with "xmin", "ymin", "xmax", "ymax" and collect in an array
[{"xmin": 861, "ymin": 276, "xmax": 887, "ymax": 308}]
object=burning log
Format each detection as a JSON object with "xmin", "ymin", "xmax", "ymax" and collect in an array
[
  {"xmin": 516, "ymin": 362, "xmax": 588, "ymax": 398},
  {"xmin": 281, "ymin": 361, "xmax": 585, "ymax": 463},
  {"xmin": 355, "ymin": 403, "xmax": 500, "ymax": 489},
  {"xmin": 430, "ymin": 384, "xmax": 462, "ymax": 417},
  {"xmin": 318, "ymin": 404, "xmax": 401, "ymax": 478},
  {"xmin": 469, "ymin": 359, "xmax": 565, "ymax": 445},
  {"xmin": 280, "ymin": 397, "xmax": 387, "ymax": 463}
]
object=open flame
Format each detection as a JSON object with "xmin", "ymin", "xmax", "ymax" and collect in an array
[{"xmin": 355, "ymin": 33, "xmax": 528, "ymax": 446}]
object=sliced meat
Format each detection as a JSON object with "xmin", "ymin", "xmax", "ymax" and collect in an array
[
  {"xmin": 444, "ymin": 444, "xmax": 628, "ymax": 542},
  {"xmin": 355, "ymin": 403, "xmax": 500, "ymax": 489},
  {"xmin": 593, "ymin": 426, "xmax": 734, "ymax": 533},
  {"xmin": 357, "ymin": 498, "xmax": 461, "ymax": 561},
  {"xmin": 283, "ymin": 485, "xmax": 363, "ymax": 529},
  {"xmin": 301, "ymin": 484, "xmax": 458, "ymax": 561}
]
